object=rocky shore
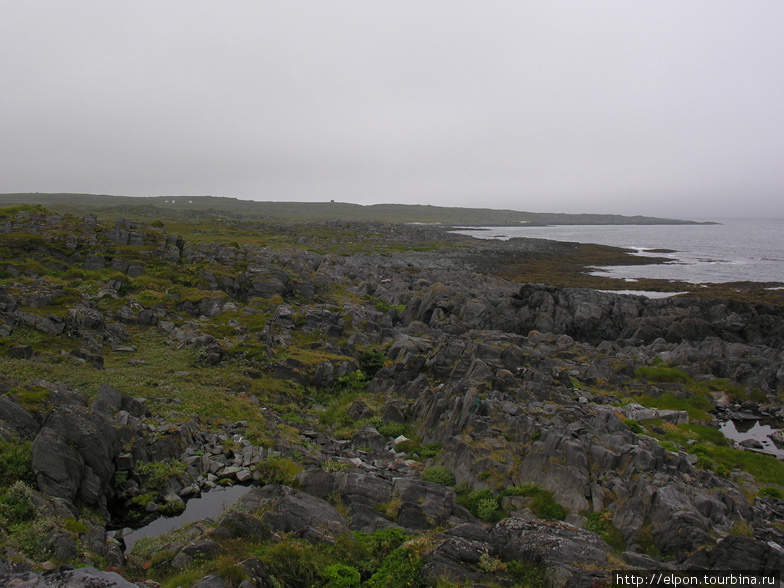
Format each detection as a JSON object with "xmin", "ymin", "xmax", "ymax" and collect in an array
[{"xmin": 1, "ymin": 208, "xmax": 783, "ymax": 587}]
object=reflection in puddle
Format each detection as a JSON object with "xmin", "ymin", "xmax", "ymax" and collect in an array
[
  {"xmin": 719, "ymin": 420, "xmax": 784, "ymax": 458},
  {"xmin": 123, "ymin": 484, "xmax": 251, "ymax": 553}
]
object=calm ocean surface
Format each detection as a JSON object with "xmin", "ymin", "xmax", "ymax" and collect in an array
[{"xmin": 454, "ymin": 219, "xmax": 784, "ymax": 285}]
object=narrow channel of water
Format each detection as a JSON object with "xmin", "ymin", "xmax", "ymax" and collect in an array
[{"xmin": 122, "ymin": 484, "xmax": 251, "ymax": 553}]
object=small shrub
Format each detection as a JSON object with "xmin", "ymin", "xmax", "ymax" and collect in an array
[
  {"xmin": 335, "ymin": 370, "xmax": 368, "ymax": 393},
  {"xmin": 454, "ymin": 481, "xmax": 471, "ymax": 495},
  {"xmin": 363, "ymin": 527, "xmax": 409, "ymax": 557},
  {"xmin": 417, "ymin": 443, "xmax": 442, "ymax": 459},
  {"xmin": 358, "ymin": 349, "xmax": 387, "ymax": 379},
  {"xmin": 478, "ymin": 552, "xmax": 506, "ymax": 573},
  {"xmin": 63, "ymin": 517, "xmax": 89, "ymax": 535},
  {"xmin": 0, "ymin": 481, "xmax": 37, "ymax": 526},
  {"xmin": 374, "ymin": 498, "xmax": 402, "ymax": 519},
  {"xmin": 729, "ymin": 520, "xmax": 754, "ymax": 537},
  {"xmin": 328, "ymin": 490, "xmax": 350, "ymax": 519},
  {"xmin": 500, "ymin": 483, "xmax": 567, "ymax": 521},
  {"xmin": 137, "ymin": 460, "xmax": 186, "ymax": 490},
  {"xmin": 458, "ymin": 489, "xmax": 499, "ymax": 519},
  {"xmin": 476, "ymin": 498, "xmax": 499, "ymax": 522},
  {"xmin": 217, "ymin": 555, "xmax": 248, "ymax": 587},
  {"xmin": 161, "ymin": 568, "xmax": 203, "ymax": 588},
  {"xmin": 322, "ymin": 459, "xmax": 352, "ymax": 472},
  {"xmin": 12, "ymin": 519, "xmax": 55, "ymax": 561},
  {"xmin": 259, "ymin": 540, "xmax": 330, "ymax": 588},
  {"xmin": 421, "ymin": 465, "xmax": 455, "ymax": 487},
  {"xmin": 584, "ymin": 511, "xmax": 626, "ymax": 552},
  {"xmin": 0, "ymin": 438, "xmax": 35, "ymax": 487},
  {"xmin": 322, "ymin": 563, "xmax": 360, "ymax": 588},
  {"xmin": 759, "ymin": 486, "xmax": 784, "ymax": 500},
  {"xmin": 531, "ymin": 494, "xmax": 567, "ymax": 521},
  {"xmin": 623, "ymin": 419, "xmax": 643, "ymax": 434},
  {"xmin": 254, "ymin": 456, "xmax": 302, "ymax": 486},
  {"xmin": 507, "ymin": 560, "xmax": 547, "ymax": 588},
  {"xmin": 364, "ymin": 543, "xmax": 425, "ymax": 588},
  {"xmin": 378, "ymin": 422, "xmax": 408, "ymax": 438}
]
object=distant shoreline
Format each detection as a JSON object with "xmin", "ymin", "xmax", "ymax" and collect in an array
[{"xmin": 0, "ymin": 192, "xmax": 715, "ymax": 226}]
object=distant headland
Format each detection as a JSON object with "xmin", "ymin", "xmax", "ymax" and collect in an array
[{"xmin": 0, "ymin": 193, "xmax": 716, "ymax": 226}]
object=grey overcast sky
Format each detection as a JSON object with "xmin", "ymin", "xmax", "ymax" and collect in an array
[{"xmin": 2, "ymin": 2, "xmax": 783, "ymax": 219}]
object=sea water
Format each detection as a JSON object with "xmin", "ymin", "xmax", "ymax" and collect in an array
[{"xmin": 454, "ymin": 218, "xmax": 784, "ymax": 285}]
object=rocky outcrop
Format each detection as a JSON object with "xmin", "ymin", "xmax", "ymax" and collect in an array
[
  {"xmin": 2, "ymin": 210, "xmax": 784, "ymax": 587},
  {"xmin": 492, "ymin": 519, "xmax": 615, "ymax": 586},
  {"xmin": 0, "ymin": 566, "xmax": 139, "ymax": 588}
]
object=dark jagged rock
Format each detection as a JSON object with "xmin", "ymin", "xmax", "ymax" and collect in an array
[
  {"xmin": 0, "ymin": 395, "xmax": 40, "ymax": 439},
  {"xmin": 491, "ymin": 519, "xmax": 615, "ymax": 585},
  {"xmin": 242, "ymin": 485, "xmax": 351, "ymax": 543},
  {"xmin": 31, "ymin": 427, "xmax": 84, "ymax": 501},
  {"xmin": 0, "ymin": 566, "xmax": 139, "ymax": 588},
  {"xmin": 685, "ymin": 535, "xmax": 784, "ymax": 572},
  {"xmin": 213, "ymin": 510, "xmax": 271, "ymax": 541}
]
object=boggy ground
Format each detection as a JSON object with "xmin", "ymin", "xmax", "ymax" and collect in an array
[{"xmin": 1, "ymin": 206, "xmax": 784, "ymax": 588}]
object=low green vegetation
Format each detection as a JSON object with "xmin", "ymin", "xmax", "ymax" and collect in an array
[
  {"xmin": 500, "ymin": 483, "xmax": 568, "ymax": 521},
  {"xmin": 420, "ymin": 465, "xmax": 456, "ymax": 487},
  {"xmin": 622, "ymin": 419, "xmax": 643, "ymax": 434},
  {"xmin": 0, "ymin": 204, "xmax": 48, "ymax": 218},
  {"xmin": 136, "ymin": 460, "xmax": 187, "ymax": 490},
  {"xmin": 759, "ymin": 486, "xmax": 784, "ymax": 500},
  {"xmin": 634, "ymin": 365, "xmax": 694, "ymax": 384},
  {"xmin": 456, "ymin": 488, "xmax": 503, "ymax": 522},
  {"xmin": 584, "ymin": 511, "xmax": 626, "ymax": 552},
  {"xmin": 0, "ymin": 438, "xmax": 35, "ymax": 487},
  {"xmin": 634, "ymin": 394, "xmax": 714, "ymax": 423},
  {"xmin": 254, "ymin": 456, "xmax": 303, "ymax": 486},
  {"xmin": 648, "ymin": 421, "xmax": 784, "ymax": 485},
  {"xmin": 248, "ymin": 527, "xmax": 414, "ymax": 588}
]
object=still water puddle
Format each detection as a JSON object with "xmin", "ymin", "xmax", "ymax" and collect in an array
[
  {"xmin": 719, "ymin": 420, "xmax": 784, "ymax": 459},
  {"xmin": 123, "ymin": 484, "xmax": 251, "ymax": 553}
]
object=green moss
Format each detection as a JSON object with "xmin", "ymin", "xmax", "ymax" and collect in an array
[
  {"xmin": 8, "ymin": 386, "xmax": 51, "ymax": 412},
  {"xmin": 634, "ymin": 393, "xmax": 714, "ymax": 422},
  {"xmin": 622, "ymin": 419, "xmax": 643, "ymax": 434},
  {"xmin": 635, "ymin": 365, "xmax": 694, "ymax": 384}
]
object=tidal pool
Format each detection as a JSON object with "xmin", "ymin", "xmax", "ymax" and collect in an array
[{"xmin": 123, "ymin": 484, "xmax": 251, "ymax": 553}]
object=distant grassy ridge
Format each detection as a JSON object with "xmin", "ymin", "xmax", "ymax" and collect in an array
[{"xmin": 0, "ymin": 193, "xmax": 709, "ymax": 226}]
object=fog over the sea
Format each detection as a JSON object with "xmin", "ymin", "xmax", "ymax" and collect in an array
[{"xmin": 2, "ymin": 2, "xmax": 783, "ymax": 219}]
